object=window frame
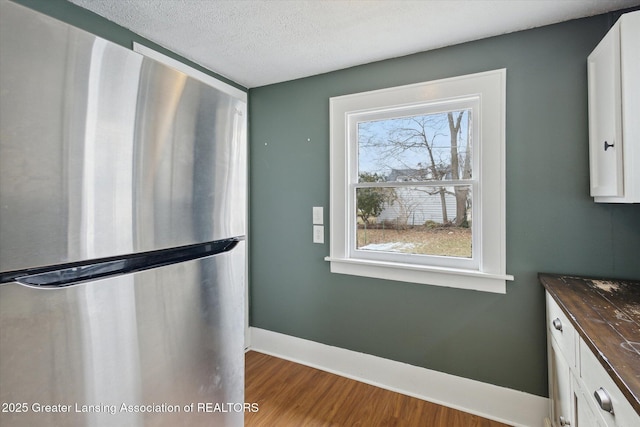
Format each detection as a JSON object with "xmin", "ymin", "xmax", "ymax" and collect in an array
[
  {"xmin": 326, "ymin": 69, "xmax": 513, "ymax": 293},
  {"xmin": 350, "ymin": 99, "xmax": 479, "ymax": 270}
]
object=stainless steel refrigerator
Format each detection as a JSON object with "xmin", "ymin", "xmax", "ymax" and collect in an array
[{"xmin": 0, "ymin": 1, "xmax": 247, "ymax": 426}]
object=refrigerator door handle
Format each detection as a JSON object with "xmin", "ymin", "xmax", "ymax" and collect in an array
[{"xmin": 9, "ymin": 237, "xmax": 243, "ymax": 288}]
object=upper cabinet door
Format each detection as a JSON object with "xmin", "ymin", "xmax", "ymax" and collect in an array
[
  {"xmin": 587, "ymin": 11, "xmax": 640, "ymax": 203},
  {"xmin": 588, "ymin": 23, "xmax": 623, "ymax": 198}
]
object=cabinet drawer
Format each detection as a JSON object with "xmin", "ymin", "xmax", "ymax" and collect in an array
[
  {"xmin": 579, "ymin": 339, "xmax": 639, "ymax": 427},
  {"xmin": 546, "ymin": 293, "xmax": 576, "ymax": 368}
]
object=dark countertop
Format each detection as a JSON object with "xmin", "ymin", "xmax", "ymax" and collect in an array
[{"xmin": 539, "ymin": 273, "xmax": 640, "ymax": 416}]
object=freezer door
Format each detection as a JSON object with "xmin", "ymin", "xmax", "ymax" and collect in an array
[
  {"xmin": 0, "ymin": 242, "xmax": 245, "ymax": 427},
  {"xmin": 0, "ymin": 1, "xmax": 247, "ymax": 273}
]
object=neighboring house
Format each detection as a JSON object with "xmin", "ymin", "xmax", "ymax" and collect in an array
[{"xmin": 376, "ymin": 168, "xmax": 459, "ymax": 226}]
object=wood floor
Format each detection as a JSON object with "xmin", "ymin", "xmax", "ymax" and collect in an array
[{"xmin": 245, "ymin": 351, "xmax": 511, "ymax": 427}]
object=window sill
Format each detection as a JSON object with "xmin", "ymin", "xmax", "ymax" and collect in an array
[{"xmin": 324, "ymin": 257, "xmax": 514, "ymax": 294}]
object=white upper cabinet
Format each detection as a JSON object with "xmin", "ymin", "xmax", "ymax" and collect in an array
[{"xmin": 588, "ymin": 11, "xmax": 640, "ymax": 203}]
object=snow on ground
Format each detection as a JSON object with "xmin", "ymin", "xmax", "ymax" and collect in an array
[{"xmin": 360, "ymin": 242, "xmax": 417, "ymax": 252}]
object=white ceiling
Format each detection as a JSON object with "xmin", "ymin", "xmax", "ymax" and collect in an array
[{"xmin": 67, "ymin": 0, "xmax": 639, "ymax": 88}]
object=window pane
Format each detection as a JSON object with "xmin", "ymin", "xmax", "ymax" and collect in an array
[
  {"xmin": 356, "ymin": 185, "xmax": 472, "ymax": 258},
  {"xmin": 358, "ymin": 110, "xmax": 472, "ymax": 182}
]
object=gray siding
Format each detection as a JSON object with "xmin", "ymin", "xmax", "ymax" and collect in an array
[{"xmin": 377, "ymin": 188, "xmax": 457, "ymax": 225}]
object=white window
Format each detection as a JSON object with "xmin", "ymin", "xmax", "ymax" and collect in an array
[{"xmin": 326, "ymin": 69, "xmax": 513, "ymax": 293}]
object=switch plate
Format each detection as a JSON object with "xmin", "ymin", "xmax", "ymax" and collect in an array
[
  {"xmin": 313, "ymin": 206, "xmax": 323, "ymax": 225},
  {"xmin": 313, "ymin": 225, "xmax": 324, "ymax": 244}
]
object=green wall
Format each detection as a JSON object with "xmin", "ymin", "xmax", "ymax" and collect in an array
[{"xmin": 249, "ymin": 14, "xmax": 640, "ymax": 397}]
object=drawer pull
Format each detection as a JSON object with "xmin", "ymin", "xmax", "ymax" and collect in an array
[
  {"xmin": 594, "ymin": 387, "xmax": 614, "ymax": 414},
  {"xmin": 552, "ymin": 318, "xmax": 563, "ymax": 331},
  {"xmin": 559, "ymin": 416, "xmax": 571, "ymax": 426}
]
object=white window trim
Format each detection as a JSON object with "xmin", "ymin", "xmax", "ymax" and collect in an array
[
  {"xmin": 347, "ymin": 97, "xmax": 480, "ymax": 271},
  {"xmin": 326, "ymin": 69, "xmax": 513, "ymax": 293}
]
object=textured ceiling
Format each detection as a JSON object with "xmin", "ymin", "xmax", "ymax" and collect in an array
[{"xmin": 67, "ymin": 0, "xmax": 639, "ymax": 88}]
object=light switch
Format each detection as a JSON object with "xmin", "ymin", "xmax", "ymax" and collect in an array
[
  {"xmin": 313, "ymin": 207, "xmax": 323, "ymax": 225},
  {"xmin": 313, "ymin": 225, "xmax": 324, "ymax": 244}
]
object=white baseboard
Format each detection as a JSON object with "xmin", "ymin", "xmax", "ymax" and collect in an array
[{"xmin": 248, "ymin": 327, "xmax": 549, "ymax": 427}]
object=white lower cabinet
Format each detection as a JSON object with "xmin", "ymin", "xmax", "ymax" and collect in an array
[
  {"xmin": 549, "ymin": 338, "xmax": 573, "ymax": 426},
  {"xmin": 579, "ymin": 339, "xmax": 638, "ymax": 427},
  {"xmin": 546, "ymin": 293, "xmax": 640, "ymax": 427},
  {"xmin": 572, "ymin": 374, "xmax": 607, "ymax": 427},
  {"xmin": 547, "ymin": 292, "xmax": 576, "ymax": 426}
]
